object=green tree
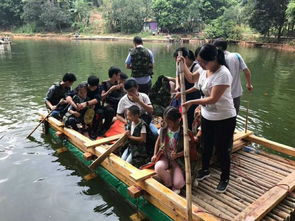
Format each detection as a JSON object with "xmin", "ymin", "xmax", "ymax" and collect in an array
[
  {"xmin": 22, "ymin": 0, "xmax": 71, "ymax": 32},
  {"xmin": 103, "ymin": 0, "xmax": 147, "ymax": 33},
  {"xmin": 71, "ymin": 0, "xmax": 91, "ymax": 31},
  {"xmin": 204, "ymin": 16, "xmax": 242, "ymax": 40},
  {"xmin": 197, "ymin": 0, "xmax": 234, "ymax": 23},
  {"xmin": 22, "ymin": 0, "xmax": 43, "ymax": 29},
  {"xmin": 249, "ymin": 0, "xmax": 289, "ymax": 40},
  {"xmin": 286, "ymin": 0, "xmax": 295, "ymax": 34},
  {"xmin": 152, "ymin": 0, "xmax": 201, "ymax": 33},
  {"xmin": 0, "ymin": 0, "xmax": 23, "ymax": 28},
  {"xmin": 40, "ymin": 2, "xmax": 71, "ymax": 32}
]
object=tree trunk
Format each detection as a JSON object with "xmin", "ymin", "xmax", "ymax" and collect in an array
[{"xmin": 277, "ymin": 25, "xmax": 282, "ymax": 42}]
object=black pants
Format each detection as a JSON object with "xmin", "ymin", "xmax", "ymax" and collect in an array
[
  {"xmin": 233, "ymin": 96, "xmax": 240, "ymax": 115},
  {"xmin": 93, "ymin": 105, "xmax": 115, "ymax": 134},
  {"xmin": 201, "ymin": 116, "xmax": 236, "ymax": 181},
  {"xmin": 65, "ymin": 116, "xmax": 81, "ymax": 131},
  {"xmin": 138, "ymin": 80, "xmax": 152, "ymax": 95}
]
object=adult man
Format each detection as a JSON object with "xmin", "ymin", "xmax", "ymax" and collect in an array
[
  {"xmin": 125, "ymin": 36, "xmax": 154, "ymax": 94},
  {"xmin": 213, "ymin": 39, "xmax": 253, "ymax": 114},
  {"xmin": 45, "ymin": 72, "xmax": 77, "ymax": 119}
]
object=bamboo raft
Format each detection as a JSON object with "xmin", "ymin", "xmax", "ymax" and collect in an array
[{"xmin": 42, "ymin": 114, "xmax": 295, "ymax": 221}]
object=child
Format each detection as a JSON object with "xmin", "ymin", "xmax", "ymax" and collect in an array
[
  {"xmin": 64, "ymin": 83, "xmax": 93, "ymax": 137},
  {"xmin": 192, "ymin": 106, "xmax": 202, "ymax": 143},
  {"xmin": 121, "ymin": 105, "xmax": 148, "ymax": 168},
  {"xmin": 152, "ymin": 106, "xmax": 197, "ymax": 194}
]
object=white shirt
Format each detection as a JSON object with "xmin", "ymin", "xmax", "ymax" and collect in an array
[
  {"xmin": 224, "ymin": 51, "xmax": 248, "ymax": 98},
  {"xmin": 196, "ymin": 65, "xmax": 236, "ymax": 121},
  {"xmin": 117, "ymin": 93, "xmax": 151, "ymax": 116},
  {"xmin": 130, "ymin": 120, "xmax": 146, "ymax": 134}
]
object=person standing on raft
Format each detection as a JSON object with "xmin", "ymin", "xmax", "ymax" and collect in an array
[{"xmin": 180, "ymin": 44, "xmax": 236, "ymax": 193}]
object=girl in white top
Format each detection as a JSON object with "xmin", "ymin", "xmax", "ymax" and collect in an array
[{"xmin": 179, "ymin": 44, "xmax": 236, "ymax": 193}]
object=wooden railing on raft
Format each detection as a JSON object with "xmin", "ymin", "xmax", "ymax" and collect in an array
[{"xmin": 41, "ymin": 114, "xmax": 295, "ymax": 221}]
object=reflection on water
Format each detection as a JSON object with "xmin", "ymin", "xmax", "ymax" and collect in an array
[
  {"xmin": 0, "ymin": 40, "xmax": 294, "ymax": 221},
  {"xmin": 0, "ymin": 43, "xmax": 11, "ymax": 60}
]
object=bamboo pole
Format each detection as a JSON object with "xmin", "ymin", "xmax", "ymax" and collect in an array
[
  {"xmin": 202, "ymin": 175, "xmax": 256, "ymax": 203},
  {"xmin": 198, "ymin": 177, "xmax": 249, "ymax": 203},
  {"xmin": 231, "ymin": 161, "xmax": 283, "ymax": 183},
  {"xmin": 238, "ymin": 152, "xmax": 292, "ymax": 173},
  {"xmin": 244, "ymin": 100, "xmax": 249, "ymax": 133},
  {"xmin": 191, "ymin": 195, "xmax": 232, "ymax": 220},
  {"xmin": 258, "ymin": 150, "xmax": 295, "ymax": 168},
  {"xmin": 196, "ymin": 185, "xmax": 245, "ymax": 212},
  {"xmin": 209, "ymin": 171, "xmax": 262, "ymax": 199},
  {"xmin": 232, "ymin": 158, "xmax": 286, "ymax": 179},
  {"xmin": 235, "ymin": 154, "xmax": 290, "ymax": 176},
  {"xmin": 177, "ymin": 51, "xmax": 192, "ymax": 221},
  {"xmin": 194, "ymin": 189, "xmax": 237, "ymax": 218}
]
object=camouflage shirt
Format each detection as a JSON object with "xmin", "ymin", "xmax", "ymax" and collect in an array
[{"xmin": 129, "ymin": 47, "xmax": 153, "ymax": 78}]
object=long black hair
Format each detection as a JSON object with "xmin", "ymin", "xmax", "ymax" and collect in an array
[
  {"xmin": 173, "ymin": 47, "xmax": 195, "ymax": 62},
  {"xmin": 198, "ymin": 44, "xmax": 227, "ymax": 67}
]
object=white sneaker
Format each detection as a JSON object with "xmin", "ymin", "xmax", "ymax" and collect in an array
[
  {"xmin": 193, "ymin": 179, "xmax": 199, "ymax": 187},
  {"xmin": 173, "ymin": 189, "xmax": 181, "ymax": 194}
]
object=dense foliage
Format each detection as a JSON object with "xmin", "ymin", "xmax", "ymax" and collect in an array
[
  {"xmin": 103, "ymin": 0, "xmax": 151, "ymax": 33},
  {"xmin": 0, "ymin": 0, "xmax": 295, "ymax": 41}
]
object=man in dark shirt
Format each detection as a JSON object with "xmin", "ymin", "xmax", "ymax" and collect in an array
[
  {"xmin": 101, "ymin": 66, "xmax": 127, "ymax": 112},
  {"xmin": 45, "ymin": 72, "xmax": 77, "ymax": 119}
]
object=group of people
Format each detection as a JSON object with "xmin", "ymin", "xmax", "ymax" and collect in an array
[{"xmin": 44, "ymin": 36, "xmax": 253, "ymax": 194}]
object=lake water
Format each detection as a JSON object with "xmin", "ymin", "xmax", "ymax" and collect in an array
[{"xmin": 0, "ymin": 39, "xmax": 294, "ymax": 221}]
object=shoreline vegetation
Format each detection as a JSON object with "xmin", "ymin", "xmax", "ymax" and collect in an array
[
  {"xmin": 1, "ymin": 0, "xmax": 295, "ymax": 51},
  {"xmin": 2, "ymin": 31, "xmax": 295, "ymax": 52}
]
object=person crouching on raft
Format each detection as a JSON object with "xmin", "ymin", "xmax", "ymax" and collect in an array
[
  {"xmin": 152, "ymin": 106, "xmax": 197, "ymax": 194},
  {"xmin": 180, "ymin": 44, "xmax": 236, "ymax": 193}
]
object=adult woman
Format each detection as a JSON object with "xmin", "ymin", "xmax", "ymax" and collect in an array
[{"xmin": 180, "ymin": 44, "xmax": 236, "ymax": 193}]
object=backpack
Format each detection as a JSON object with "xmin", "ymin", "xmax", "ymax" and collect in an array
[
  {"xmin": 149, "ymin": 75, "xmax": 171, "ymax": 116},
  {"xmin": 130, "ymin": 47, "xmax": 153, "ymax": 78}
]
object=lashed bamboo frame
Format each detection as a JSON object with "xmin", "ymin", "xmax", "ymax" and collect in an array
[{"xmin": 42, "ymin": 114, "xmax": 295, "ymax": 221}]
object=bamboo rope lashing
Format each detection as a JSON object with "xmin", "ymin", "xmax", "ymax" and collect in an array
[{"xmin": 177, "ymin": 50, "xmax": 192, "ymax": 221}]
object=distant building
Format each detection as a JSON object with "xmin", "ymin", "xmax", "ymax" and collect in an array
[{"xmin": 143, "ymin": 19, "xmax": 158, "ymax": 32}]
